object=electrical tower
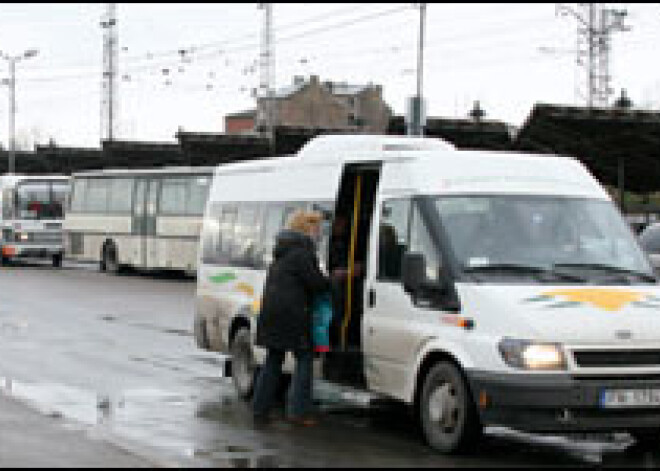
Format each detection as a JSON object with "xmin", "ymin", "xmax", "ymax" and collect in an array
[
  {"xmin": 101, "ymin": 3, "xmax": 118, "ymax": 142},
  {"xmin": 257, "ymin": 3, "xmax": 275, "ymax": 152},
  {"xmin": 557, "ymin": 3, "xmax": 630, "ymax": 108}
]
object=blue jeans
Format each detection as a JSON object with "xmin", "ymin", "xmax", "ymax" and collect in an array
[{"xmin": 252, "ymin": 348, "xmax": 313, "ymax": 419}]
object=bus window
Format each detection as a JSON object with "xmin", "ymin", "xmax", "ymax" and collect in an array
[
  {"xmin": 16, "ymin": 181, "xmax": 69, "ymax": 220},
  {"xmin": 188, "ymin": 176, "xmax": 211, "ymax": 216},
  {"xmin": 86, "ymin": 178, "xmax": 110, "ymax": 213},
  {"xmin": 160, "ymin": 178, "xmax": 188, "ymax": 215},
  {"xmin": 108, "ymin": 178, "xmax": 134, "ymax": 213}
]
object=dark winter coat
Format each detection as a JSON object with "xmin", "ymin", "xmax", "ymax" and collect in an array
[{"xmin": 256, "ymin": 229, "xmax": 331, "ymax": 352}]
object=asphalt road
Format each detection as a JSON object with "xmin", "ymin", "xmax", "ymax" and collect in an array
[{"xmin": 1, "ymin": 260, "xmax": 660, "ymax": 467}]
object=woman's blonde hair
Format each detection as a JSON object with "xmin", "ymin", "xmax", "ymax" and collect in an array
[{"xmin": 286, "ymin": 209, "xmax": 323, "ymax": 237}]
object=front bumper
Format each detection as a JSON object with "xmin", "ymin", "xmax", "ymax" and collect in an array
[
  {"xmin": 2, "ymin": 244, "xmax": 63, "ymax": 259},
  {"xmin": 468, "ymin": 370, "xmax": 660, "ymax": 433}
]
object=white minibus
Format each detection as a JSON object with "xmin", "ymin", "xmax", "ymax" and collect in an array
[
  {"xmin": 64, "ymin": 167, "xmax": 213, "ymax": 275},
  {"xmin": 0, "ymin": 174, "xmax": 70, "ymax": 267},
  {"xmin": 195, "ymin": 134, "xmax": 660, "ymax": 453}
]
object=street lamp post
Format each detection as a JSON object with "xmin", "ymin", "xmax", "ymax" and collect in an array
[{"xmin": 0, "ymin": 49, "xmax": 38, "ymax": 175}]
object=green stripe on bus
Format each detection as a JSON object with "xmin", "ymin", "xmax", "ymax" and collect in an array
[{"xmin": 209, "ymin": 272, "xmax": 237, "ymax": 284}]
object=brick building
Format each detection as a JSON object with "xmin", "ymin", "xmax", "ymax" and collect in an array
[{"xmin": 225, "ymin": 75, "xmax": 392, "ymax": 134}]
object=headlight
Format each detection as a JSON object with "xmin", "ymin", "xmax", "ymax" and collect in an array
[
  {"xmin": 498, "ymin": 338, "xmax": 567, "ymax": 370},
  {"xmin": 15, "ymin": 232, "xmax": 29, "ymax": 242}
]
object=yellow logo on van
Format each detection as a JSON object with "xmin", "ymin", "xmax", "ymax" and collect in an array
[{"xmin": 525, "ymin": 289, "xmax": 660, "ymax": 312}]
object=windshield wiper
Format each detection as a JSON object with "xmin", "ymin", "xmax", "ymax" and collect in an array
[
  {"xmin": 463, "ymin": 263, "xmax": 585, "ymax": 282},
  {"xmin": 553, "ymin": 263, "xmax": 657, "ymax": 283}
]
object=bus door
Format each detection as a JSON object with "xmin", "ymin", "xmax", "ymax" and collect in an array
[
  {"xmin": 132, "ymin": 178, "xmax": 159, "ymax": 268},
  {"xmin": 324, "ymin": 162, "xmax": 381, "ymax": 387}
]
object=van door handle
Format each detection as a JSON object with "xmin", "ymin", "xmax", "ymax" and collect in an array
[{"xmin": 368, "ymin": 289, "xmax": 376, "ymax": 308}]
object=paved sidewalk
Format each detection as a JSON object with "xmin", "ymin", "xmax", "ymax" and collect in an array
[{"xmin": 0, "ymin": 394, "xmax": 154, "ymax": 468}]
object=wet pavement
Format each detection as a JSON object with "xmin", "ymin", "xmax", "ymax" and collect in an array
[{"xmin": 1, "ymin": 260, "xmax": 660, "ymax": 467}]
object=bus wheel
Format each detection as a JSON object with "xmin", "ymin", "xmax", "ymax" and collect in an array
[
  {"xmin": 103, "ymin": 244, "xmax": 121, "ymax": 275},
  {"xmin": 419, "ymin": 361, "xmax": 482, "ymax": 454},
  {"xmin": 52, "ymin": 253, "xmax": 62, "ymax": 268},
  {"xmin": 231, "ymin": 328, "xmax": 257, "ymax": 401}
]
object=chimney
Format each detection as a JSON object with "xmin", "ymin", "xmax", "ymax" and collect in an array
[{"xmin": 293, "ymin": 75, "xmax": 305, "ymax": 86}]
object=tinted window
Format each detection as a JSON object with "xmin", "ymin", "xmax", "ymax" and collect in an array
[
  {"xmin": 259, "ymin": 203, "xmax": 286, "ymax": 268},
  {"xmin": 410, "ymin": 202, "xmax": 443, "ymax": 281},
  {"xmin": 231, "ymin": 203, "xmax": 263, "ymax": 268},
  {"xmin": 378, "ymin": 199, "xmax": 411, "ymax": 281},
  {"xmin": 640, "ymin": 223, "xmax": 660, "ymax": 253}
]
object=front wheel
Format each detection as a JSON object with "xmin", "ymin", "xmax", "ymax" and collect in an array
[
  {"xmin": 230, "ymin": 328, "xmax": 257, "ymax": 400},
  {"xmin": 419, "ymin": 361, "xmax": 482, "ymax": 454},
  {"xmin": 52, "ymin": 253, "xmax": 62, "ymax": 268}
]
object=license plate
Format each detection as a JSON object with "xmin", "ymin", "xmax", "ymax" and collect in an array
[{"xmin": 600, "ymin": 389, "xmax": 660, "ymax": 408}]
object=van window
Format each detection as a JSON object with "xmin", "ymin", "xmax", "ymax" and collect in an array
[
  {"xmin": 410, "ymin": 203, "xmax": 443, "ymax": 281},
  {"xmin": 259, "ymin": 203, "xmax": 286, "ymax": 268},
  {"xmin": 231, "ymin": 203, "xmax": 263, "ymax": 268},
  {"xmin": 218, "ymin": 205, "xmax": 238, "ymax": 264},
  {"xmin": 378, "ymin": 199, "xmax": 411, "ymax": 281}
]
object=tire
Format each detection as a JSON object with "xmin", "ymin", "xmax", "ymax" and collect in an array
[
  {"xmin": 52, "ymin": 253, "xmax": 62, "ymax": 268},
  {"xmin": 419, "ymin": 361, "xmax": 482, "ymax": 454},
  {"xmin": 230, "ymin": 328, "xmax": 257, "ymax": 401},
  {"xmin": 103, "ymin": 244, "xmax": 121, "ymax": 275},
  {"xmin": 629, "ymin": 429, "xmax": 660, "ymax": 449}
]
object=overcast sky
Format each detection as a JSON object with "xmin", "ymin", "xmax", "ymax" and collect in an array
[{"xmin": 0, "ymin": 2, "xmax": 658, "ymax": 149}]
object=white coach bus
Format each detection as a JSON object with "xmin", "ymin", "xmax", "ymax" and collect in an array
[
  {"xmin": 195, "ymin": 134, "xmax": 660, "ymax": 453},
  {"xmin": 0, "ymin": 174, "xmax": 70, "ymax": 267},
  {"xmin": 64, "ymin": 167, "xmax": 213, "ymax": 275}
]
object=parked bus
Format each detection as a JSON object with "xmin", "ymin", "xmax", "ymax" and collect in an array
[
  {"xmin": 64, "ymin": 167, "xmax": 213, "ymax": 275},
  {"xmin": 0, "ymin": 174, "xmax": 70, "ymax": 267},
  {"xmin": 195, "ymin": 134, "xmax": 660, "ymax": 453}
]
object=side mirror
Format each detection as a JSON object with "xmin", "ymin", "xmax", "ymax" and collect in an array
[{"xmin": 402, "ymin": 252, "xmax": 426, "ymax": 294}]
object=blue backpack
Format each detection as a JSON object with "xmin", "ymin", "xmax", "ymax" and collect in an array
[{"xmin": 312, "ymin": 292, "xmax": 334, "ymax": 353}]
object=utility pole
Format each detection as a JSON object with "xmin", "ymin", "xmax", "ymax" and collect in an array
[
  {"xmin": 101, "ymin": 3, "xmax": 118, "ymax": 143},
  {"xmin": 258, "ymin": 3, "xmax": 275, "ymax": 155},
  {"xmin": 557, "ymin": 3, "xmax": 630, "ymax": 108},
  {"xmin": 0, "ymin": 49, "xmax": 39, "ymax": 174},
  {"xmin": 407, "ymin": 3, "xmax": 426, "ymax": 136}
]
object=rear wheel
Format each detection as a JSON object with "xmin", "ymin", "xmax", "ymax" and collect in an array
[
  {"xmin": 102, "ymin": 244, "xmax": 121, "ymax": 275},
  {"xmin": 231, "ymin": 328, "xmax": 257, "ymax": 400},
  {"xmin": 52, "ymin": 253, "xmax": 62, "ymax": 268},
  {"xmin": 419, "ymin": 361, "xmax": 482, "ymax": 454}
]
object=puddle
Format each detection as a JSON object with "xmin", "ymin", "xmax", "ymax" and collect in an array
[{"xmin": 0, "ymin": 376, "xmax": 281, "ymax": 467}]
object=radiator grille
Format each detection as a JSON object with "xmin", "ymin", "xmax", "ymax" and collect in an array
[{"xmin": 573, "ymin": 350, "xmax": 660, "ymax": 368}]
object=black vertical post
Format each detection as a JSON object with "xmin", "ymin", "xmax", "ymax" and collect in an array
[{"xmin": 618, "ymin": 156, "xmax": 625, "ymax": 213}]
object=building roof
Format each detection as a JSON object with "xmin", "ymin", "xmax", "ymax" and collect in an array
[
  {"xmin": 225, "ymin": 109, "xmax": 257, "ymax": 120},
  {"xmin": 513, "ymin": 103, "xmax": 660, "ymax": 193}
]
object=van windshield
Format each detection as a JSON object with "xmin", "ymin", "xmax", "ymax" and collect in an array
[{"xmin": 433, "ymin": 195, "xmax": 655, "ymax": 282}]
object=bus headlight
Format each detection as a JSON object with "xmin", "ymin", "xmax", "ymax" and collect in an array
[
  {"xmin": 498, "ymin": 338, "xmax": 567, "ymax": 370},
  {"xmin": 15, "ymin": 232, "xmax": 29, "ymax": 242}
]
